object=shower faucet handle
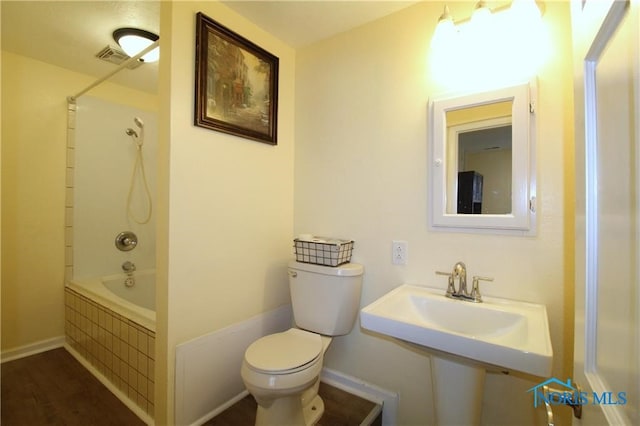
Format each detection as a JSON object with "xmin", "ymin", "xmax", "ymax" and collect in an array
[{"xmin": 115, "ymin": 231, "xmax": 138, "ymax": 251}]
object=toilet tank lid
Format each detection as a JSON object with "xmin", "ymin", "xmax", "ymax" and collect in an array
[{"xmin": 288, "ymin": 260, "xmax": 363, "ymax": 276}]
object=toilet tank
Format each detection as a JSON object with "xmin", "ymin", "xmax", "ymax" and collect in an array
[{"xmin": 288, "ymin": 260, "xmax": 364, "ymax": 336}]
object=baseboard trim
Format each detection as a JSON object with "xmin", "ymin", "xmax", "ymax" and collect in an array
[
  {"xmin": 1, "ymin": 336, "xmax": 66, "ymax": 363},
  {"xmin": 191, "ymin": 390, "xmax": 250, "ymax": 426},
  {"xmin": 321, "ymin": 367, "xmax": 398, "ymax": 426}
]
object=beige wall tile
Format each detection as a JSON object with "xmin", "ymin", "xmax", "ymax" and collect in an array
[
  {"xmin": 63, "ymin": 288, "xmax": 155, "ymax": 417},
  {"xmin": 138, "ymin": 352, "xmax": 148, "ymax": 376},
  {"xmin": 137, "ymin": 329, "xmax": 148, "ymax": 354}
]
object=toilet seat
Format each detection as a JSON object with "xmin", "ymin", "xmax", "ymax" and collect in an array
[{"xmin": 245, "ymin": 328, "xmax": 322, "ymax": 374}]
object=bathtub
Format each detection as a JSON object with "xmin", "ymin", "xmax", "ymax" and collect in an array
[
  {"xmin": 64, "ymin": 269, "xmax": 156, "ymax": 421},
  {"xmin": 66, "ymin": 270, "xmax": 155, "ymax": 331}
]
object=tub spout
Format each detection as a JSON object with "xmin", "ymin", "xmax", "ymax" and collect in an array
[{"xmin": 122, "ymin": 261, "xmax": 136, "ymax": 273}]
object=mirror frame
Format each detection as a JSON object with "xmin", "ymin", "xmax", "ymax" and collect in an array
[{"xmin": 429, "ymin": 81, "xmax": 537, "ymax": 234}]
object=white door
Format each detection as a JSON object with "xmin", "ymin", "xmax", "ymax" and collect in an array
[{"xmin": 572, "ymin": 0, "xmax": 639, "ymax": 425}]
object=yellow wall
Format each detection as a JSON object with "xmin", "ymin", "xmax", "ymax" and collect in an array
[
  {"xmin": 0, "ymin": 51, "xmax": 157, "ymax": 353},
  {"xmin": 295, "ymin": 2, "xmax": 574, "ymax": 424},
  {"xmin": 155, "ymin": 2, "xmax": 296, "ymax": 422}
]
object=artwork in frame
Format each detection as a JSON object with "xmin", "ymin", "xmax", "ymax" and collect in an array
[{"xmin": 195, "ymin": 12, "xmax": 279, "ymax": 145}]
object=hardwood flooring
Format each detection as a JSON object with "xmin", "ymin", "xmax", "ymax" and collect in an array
[
  {"xmin": 2, "ymin": 348, "xmax": 382, "ymax": 426},
  {"xmin": 204, "ymin": 382, "xmax": 382, "ymax": 426},
  {"xmin": 1, "ymin": 348, "xmax": 144, "ymax": 426}
]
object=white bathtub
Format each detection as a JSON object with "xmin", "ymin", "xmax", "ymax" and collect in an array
[{"xmin": 67, "ymin": 269, "xmax": 156, "ymax": 331}]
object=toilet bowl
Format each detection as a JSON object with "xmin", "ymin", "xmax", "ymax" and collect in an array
[
  {"xmin": 241, "ymin": 328, "xmax": 331, "ymax": 426},
  {"xmin": 241, "ymin": 260, "xmax": 364, "ymax": 426}
]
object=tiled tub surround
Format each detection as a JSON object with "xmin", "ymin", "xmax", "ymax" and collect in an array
[
  {"xmin": 64, "ymin": 98, "xmax": 158, "ymax": 422},
  {"xmin": 64, "ymin": 288, "xmax": 155, "ymax": 420}
]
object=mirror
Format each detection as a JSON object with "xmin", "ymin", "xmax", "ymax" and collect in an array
[
  {"xmin": 446, "ymin": 101, "xmax": 513, "ymax": 215},
  {"xmin": 430, "ymin": 82, "xmax": 536, "ymax": 234}
]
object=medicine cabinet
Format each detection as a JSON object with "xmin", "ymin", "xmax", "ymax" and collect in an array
[{"xmin": 429, "ymin": 82, "xmax": 536, "ymax": 235}]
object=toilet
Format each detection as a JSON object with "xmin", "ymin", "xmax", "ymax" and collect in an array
[{"xmin": 241, "ymin": 260, "xmax": 364, "ymax": 426}]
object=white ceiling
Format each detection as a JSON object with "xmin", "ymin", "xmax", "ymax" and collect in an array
[{"xmin": 1, "ymin": 1, "xmax": 418, "ymax": 94}]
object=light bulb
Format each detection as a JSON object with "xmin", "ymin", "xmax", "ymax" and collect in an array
[
  {"xmin": 470, "ymin": 1, "xmax": 492, "ymax": 27},
  {"xmin": 431, "ymin": 6, "xmax": 458, "ymax": 50},
  {"xmin": 118, "ymin": 35, "xmax": 159, "ymax": 62},
  {"xmin": 510, "ymin": 0, "xmax": 542, "ymax": 22}
]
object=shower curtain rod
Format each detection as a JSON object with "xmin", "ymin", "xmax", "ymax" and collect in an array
[{"xmin": 67, "ymin": 40, "xmax": 160, "ymax": 102}]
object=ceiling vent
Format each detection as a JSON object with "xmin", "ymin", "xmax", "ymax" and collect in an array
[{"xmin": 95, "ymin": 45, "xmax": 143, "ymax": 69}]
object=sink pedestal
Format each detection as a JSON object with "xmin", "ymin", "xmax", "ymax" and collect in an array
[{"xmin": 431, "ymin": 356, "xmax": 485, "ymax": 426}]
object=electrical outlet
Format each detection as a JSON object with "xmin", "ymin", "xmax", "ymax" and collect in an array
[{"xmin": 392, "ymin": 240, "xmax": 408, "ymax": 265}]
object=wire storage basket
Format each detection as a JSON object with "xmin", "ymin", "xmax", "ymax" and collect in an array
[{"xmin": 293, "ymin": 237, "xmax": 354, "ymax": 267}]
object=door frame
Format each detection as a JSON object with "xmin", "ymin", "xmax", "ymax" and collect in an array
[{"xmin": 573, "ymin": 0, "xmax": 637, "ymax": 424}]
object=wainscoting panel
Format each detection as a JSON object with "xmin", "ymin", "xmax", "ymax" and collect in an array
[{"xmin": 175, "ymin": 304, "xmax": 292, "ymax": 426}]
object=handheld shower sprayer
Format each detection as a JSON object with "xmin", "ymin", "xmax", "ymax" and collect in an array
[
  {"xmin": 124, "ymin": 115, "xmax": 152, "ymax": 224},
  {"xmin": 125, "ymin": 117, "xmax": 144, "ymax": 145},
  {"xmin": 133, "ymin": 116, "xmax": 144, "ymax": 143}
]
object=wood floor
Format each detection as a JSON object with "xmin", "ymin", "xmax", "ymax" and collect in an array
[
  {"xmin": 204, "ymin": 382, "xmax": 382, "ymax": 426},
  {"xmin": 2, "ymin": 348, "xmax": 382, "ymax": 426},
  {"xmin": 1, "ymin": 348, "xmax": 144, "ymax": 426}
]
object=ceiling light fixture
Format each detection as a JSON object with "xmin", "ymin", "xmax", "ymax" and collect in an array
[
  {"xmin": 113, "ymin": 28, "xmax": 160, "ymax": 63},
  {"xmin": 430, "ymin": 1, "xmax": 543, "ymax": 48}
]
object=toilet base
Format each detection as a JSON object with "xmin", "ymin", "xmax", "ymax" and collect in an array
[
  {"xmin": 255, "ymin": 394, "xmax": 325, "ymax": 426},
  {"xmin": 303, "ymin": 394, "xmax": 324, "ymax": 426}
]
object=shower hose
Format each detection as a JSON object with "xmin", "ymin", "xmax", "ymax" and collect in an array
[{"xmin": 127, "ymin": 135, "xmax": 153, "ymax": 224}]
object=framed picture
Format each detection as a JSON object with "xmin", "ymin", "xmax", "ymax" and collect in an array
[{"xmin": 195, "ymin": 12, "xmax": 279, "ymax": 145}]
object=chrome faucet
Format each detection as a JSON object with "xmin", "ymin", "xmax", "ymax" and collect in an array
[
  {"xmin": 452, "ymin": 261, "xmax": 468, "ymax": 297},
  {"xmin": 436, "ymin": 262, "xmax": 493, "ymax": 303}
]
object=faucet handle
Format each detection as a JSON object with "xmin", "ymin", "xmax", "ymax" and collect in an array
[
  {"xmin": 436, "ymin": 271, "xmax": 456, "ymax": 297},
  {"xmin": 470, "ymin": 276, "xmax": 493, "ymax": 302}
]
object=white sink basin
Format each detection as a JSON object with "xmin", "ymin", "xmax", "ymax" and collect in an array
[{"xmin": 360, "ymin": 284, "xmax": 553, "ymax": 377}]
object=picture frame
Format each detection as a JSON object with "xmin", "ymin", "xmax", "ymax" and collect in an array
[{"xmin": 195, "ymin": 12, "xmax": 279, "ymax": 145}]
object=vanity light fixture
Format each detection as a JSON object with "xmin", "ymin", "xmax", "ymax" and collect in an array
[
  {"xmin": 113, "ymin": 28, "xmax": 160, "ymax": 63},
  {"xmin": 430, "ymin": 0, "xmax": 547, "ymax": 88},
  {"xmin": 432, "ymin": 0, "xmax": 542, "ymax": 44}
]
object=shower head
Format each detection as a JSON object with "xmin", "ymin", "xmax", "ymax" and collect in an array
[{"xmin": 127, "ymin": 117, "xmax": 144, "ymax": 145}]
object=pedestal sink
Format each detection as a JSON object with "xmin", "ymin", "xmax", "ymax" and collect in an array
[{"xmin": 360, "ymin": 284, "xmax": 553, "ymax": 425}]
